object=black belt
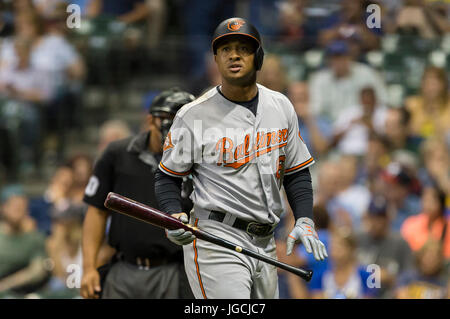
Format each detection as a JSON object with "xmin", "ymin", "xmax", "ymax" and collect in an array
[
  {"xmin": 209, "ymin": 210, "xmax": 275, "ymax": 237},
  {"xmin": 119, "ymin": 253, "xmax": 170, "ymax": 269}
]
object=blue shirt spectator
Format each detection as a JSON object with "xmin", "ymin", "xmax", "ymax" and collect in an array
[{"xmin": 309, "ymin": 265, "xmax": 377, "ymax": 299}]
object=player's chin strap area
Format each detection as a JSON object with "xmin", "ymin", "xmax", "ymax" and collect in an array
[{"xmin": 193, "ymin": 207, "xmax": 276, "ymax": 237}]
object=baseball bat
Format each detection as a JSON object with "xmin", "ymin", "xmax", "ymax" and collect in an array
[{"xmin": 104, "ymin": 192, "xmax": 313, "ymax": 282}]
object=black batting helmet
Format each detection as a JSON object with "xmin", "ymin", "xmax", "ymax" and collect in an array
[
  {"xmin": 212, "ymin": 17, "xmax": 264, "ymax": 71},
  {"xmin": 149, "ymin": 87, "xmax": 195, "ymax": 140}
]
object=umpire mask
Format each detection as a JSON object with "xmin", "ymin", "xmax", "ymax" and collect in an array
[{"xmin": 148, "ymin": 88, "xmax": 196, "ymax": 145}]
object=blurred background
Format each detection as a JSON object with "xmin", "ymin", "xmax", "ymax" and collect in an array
[{"xmin": 0, "ymin": 0, "xmax": 449, "ymax": 299}]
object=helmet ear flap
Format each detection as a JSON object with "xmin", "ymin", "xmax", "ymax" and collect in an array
[{"xmin": 254, "ymin": 46, "xmax": 264, "ymax": 71}]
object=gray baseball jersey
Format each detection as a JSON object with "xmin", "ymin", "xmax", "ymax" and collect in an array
[
  {"xmin": 159, "ymin": 84, "xmax": 314, "ymax": 224},
  {"xmin": 159, "ymin": 84, "xmax": 314, "ymax": 298}
]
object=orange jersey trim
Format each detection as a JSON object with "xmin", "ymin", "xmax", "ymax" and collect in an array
[
  {"xmin": 193, "ymin": 219, "xmax": 207, "ymax": 299},
  {"xmin": 159, "ymin": 162, "xmax": 191, "ymax": 176},
  {"xmin": 285, "ymin": 157, "xmax": 314, "ymax": 173}
]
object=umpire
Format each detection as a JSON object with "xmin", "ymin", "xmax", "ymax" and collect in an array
[{"xmin": 80, "ymin": 88, "xmax": 196, "ymax": 299}]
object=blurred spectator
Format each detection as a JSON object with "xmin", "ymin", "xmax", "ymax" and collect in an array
[
  {"xmin": 87, "ymin": 0, "xmax": 149, "ymax": 24},
  {"xmin": 405, "ymin": 66, "xmax": 450, "ymax": 140},
  {"xmin": 362, "ymin": 133, "xmax": 391, "ymax": 192},
  {"xmin": 0, "ymin": 37, "xmax": 52, "ymax": 172},
  {"xmin": 67, "ymin": 154, "xmax": 93, "ymax": 203},
  {"xmin": 278, "ymin": 0, "xmax": 319, "ymax": 50},
  {"xmin": 288, "ymin": 81, "xmax": 332, "ymax": 156},
  {"xmin": 309, "ymin": 40, "xmax": 387, "ymax": 123},
  {"xmin": 332, "ymin": 87, "xmax": 387, "ymax": 156},
  {"xmin": 257, "ymin": 54, "xmax": 289, "ymax": 94},
  {"xmin": 401, "ymin": 186, "xmax": 450, "ymax": 259},
  {"xmin": 318, "ymin": 0, "xmax": 381, "ymax": 55},
  {"xmin": 383, "ymin": 107, "xmax": 423, "ymax": 155},
  {"xmin": 98, "ymin": 119, "xmax": 132, "ymax": 154},
  {"xmin": 181, "ymin": 0, "xmax": 236, "ymax": 77},
  {"xmin": 28, "ymin": 165, "xmax": 74, "ymax": 236},
  {"xmin": 247, "ymin": 0, "xmax": 282, "ymax": 40},
  {"xmin": 331, "ymin": 155, "xmax": 371, "ymax": 229},
  {"xmin": 395, "ymin": 239, "xmax": 448, "ymax": 298},
  {"xmin": 34, "ymin": 12, "xmax": 86, "ymax": 129},
  {"xmin": 376, "ymin": 0, "xmax": 404, "ymax": 34},
  {"xmin": 33, "ymin": 0, "xmax": 70, "ymax": 18},
  {"xmin": 1, "ymin": 8, "xmax": 85, "ymax": 161},
  {"xmin": 317, "ymin": 156, "xmax": 370, "ymax": 230},
  {"xmin": 357, "ymin": 196, "xmax": 414, "ymax": 298},
  {"xmin": 419, "ymin": 138, "xmax": 450, "ymax": 196},
  {"xmin": 12, "ymin": 0, "xmax": 36, "ymax": 16},
  {"xmin": 0, "ymin": 185, "xmax": 50, "ymax": 296},
  {"xmin": 188, "ymin": 53, "xmax": 221, "ymax": 97},
  {"xmin": 46, "ymin": 215, "xmax": 83, "ymax": 295},
  {"xmin": 309, "ymin": 228, "xmax": 377, "ymax": 299},
  {"xmin": 395, "ymin": 0, "xmax": 450, "ymax": 38},
  {"xmin": 0, "ymin": 37, "xmax": 52, "ymax": 102},
  {"xmin": 87, "ymin": 0, "xmax": 166, "ymax": 49},
  {"xmin": 315, "ymin": 160, "xmax": 340, "ymax": 205},
  {"xmin": 380, "ymin": 162, "xmax": 422, "ymax": 231}
]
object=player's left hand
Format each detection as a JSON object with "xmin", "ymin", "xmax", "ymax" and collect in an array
[
  {"xmin": 286, "ymin": 217, "xmax": 328, "ymax": 261},
  {"xmin": 165, "ymin": 213, "xmax": 196, "ymax": 246}
]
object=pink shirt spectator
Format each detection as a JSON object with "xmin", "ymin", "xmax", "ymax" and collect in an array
[{"xmin": 401, "ymin": 214, "xmax": 450, "ymax": 259}]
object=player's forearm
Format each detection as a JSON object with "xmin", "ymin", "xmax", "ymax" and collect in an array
[
  {"xmin": 154, "ymin": 168, "xmax": 183, "ymax": 214},
  {"xmin": 283, "ymin": 168, "xmax": 313, "ymax": 220},
  {"xmin": 82, "ymin": 206, "xmax": 108, "ymax": 271}
]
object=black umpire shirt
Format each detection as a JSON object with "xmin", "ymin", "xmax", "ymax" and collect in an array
[{"xmin": 83, "ymin": 131, "xmax": 184, "ymax": 261}]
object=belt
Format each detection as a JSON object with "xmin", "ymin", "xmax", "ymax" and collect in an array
[
  {"xmin": 119, "ymin": 253, "xmax": 170, "ymax": 270},
  {"xmin": 209, "ymin": 210, "xmax": 275, "ymax": 237}
]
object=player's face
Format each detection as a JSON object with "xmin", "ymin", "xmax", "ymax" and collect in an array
[{"xmin": 214, "ymin": 37, "xmax": 257, "ymax": 86}]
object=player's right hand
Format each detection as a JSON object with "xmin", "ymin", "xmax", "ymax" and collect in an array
[
  {"xmin": 80, "ymin": 268, "xmax": 101, "ymax": 299},
  {"xmin": 166, "ymin": 213, "xmax": 196, "ymax": 245}
]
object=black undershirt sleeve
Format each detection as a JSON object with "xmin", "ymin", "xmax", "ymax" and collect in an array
[
  {"xmin": 154, "ymin": 168, "xmax": 183, "ymax": 215},
  {"xmin": 282, "ymin": 167, "xmax": 313, "ymax": 221}
]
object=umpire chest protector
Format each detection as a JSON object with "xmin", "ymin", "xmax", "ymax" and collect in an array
[{"xmin": 212, "ymin": 17, "xmax": 265, "ymax": 71}]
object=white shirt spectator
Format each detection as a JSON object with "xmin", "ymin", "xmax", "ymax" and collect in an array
[
  {"xmin": 31, "ymin": 34, "xmax": 80, "ymax": 94},
  {"xmin": 334, "ymin": 105, "xmax": 387, "ymax": 156},
  {"xmin": 0, "ymin": 35, "xmax": 81, "ymax": 99},
  {"xmin": 0, "ymin": 38, "xmax": 17, "ymax": 71},
  {"xmin": 334, "ymin": 184, "xmax": 371, "ymax": 229},
  {"xmin": 309, "ymin": 62, "xmax": 388, "ymax": 123}
]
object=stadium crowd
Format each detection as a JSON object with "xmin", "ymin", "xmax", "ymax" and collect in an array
[{"xmin": 0, "ymin": 0, "xmax": 449, "ymax": 299}]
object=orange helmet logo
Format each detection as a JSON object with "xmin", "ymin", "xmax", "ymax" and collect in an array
[{"xmin": 227, "ymin": 19, "xmax": 246, "ymax": 31}]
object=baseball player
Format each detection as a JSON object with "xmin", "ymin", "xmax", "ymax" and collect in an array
[{"xmin": 154, "ymin": 18, "xmax": 327, "ymax": 299}]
